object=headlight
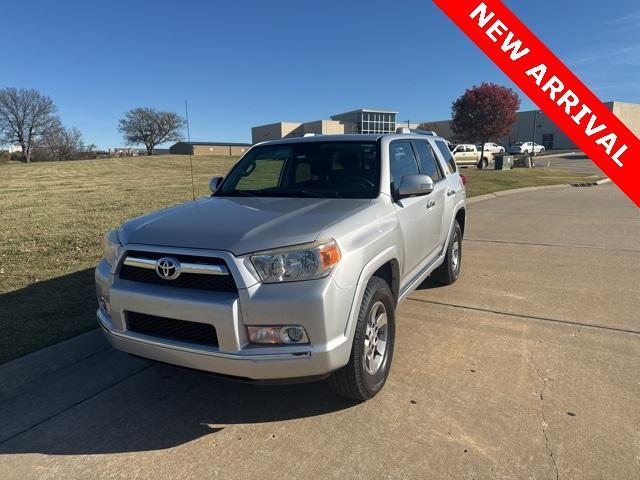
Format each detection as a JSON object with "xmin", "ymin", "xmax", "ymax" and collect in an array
[
  {"xmin": 250, "ymin": 239, "xmax": 341, "ymax": 283},
  {"xmin": 102, "ymin": 229, "xmax": 122, "ymax": 266}
]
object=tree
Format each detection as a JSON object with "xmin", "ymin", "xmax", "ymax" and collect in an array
[
  {"xmin": 451, "ymin": 82, "xmax": 520, "ymax": 168},
  {"xmin": 42, "ymin": 121, "xmax": 85, "ymax": 160},
  {"xmin": 118, "ymin": 107, "xmax": 185, "ymax": 156},
  {"xmin": 0, "ymin": 87, "xmax": 59, "ymax": 163}
]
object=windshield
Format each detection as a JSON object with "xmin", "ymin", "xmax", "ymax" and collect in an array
[
  {"xmin": 216, "ymin": 141, "xmax": 380, "ymax": 199},
  {"xmin": 513, "ymin": 142, "xmax": 524, "ymax": 146}
]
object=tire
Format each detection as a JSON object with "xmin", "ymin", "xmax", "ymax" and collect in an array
[
  {"xmin": 327, "ymin": 276, "xmax": 396, "ymax": 402},
  {"xmin": 431, "ymin": 221, "xmax": 462, "ymax": 286},
  {"xmin": 477, "ymin": 158, "xmax": 488, "ymax": 169}
]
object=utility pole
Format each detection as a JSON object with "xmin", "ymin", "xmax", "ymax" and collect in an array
[{"xmin": 531, "ymin": 110, "xmax": 540, "ymax": 155}]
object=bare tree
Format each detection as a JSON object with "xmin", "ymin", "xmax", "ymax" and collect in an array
[
  {"xmin": 42, "ymin": 121, "xmax": 85, "ymax": 160},
  {"xmin": 0, "ymin": 87, "xmax": 59, "ymax": 163},
  {"xmin": 118, "ymin": 107, "xmax": 185, "ymax": 156}
]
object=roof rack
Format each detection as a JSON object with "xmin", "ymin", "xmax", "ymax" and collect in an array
[{"xmin": 395, "ymin": 127, "xmax": 437, "ymax": 136}]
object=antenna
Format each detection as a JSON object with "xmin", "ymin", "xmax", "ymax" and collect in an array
[{"xmin": 185, "ymin": 99, "xmax": 196, "ymax": 201}]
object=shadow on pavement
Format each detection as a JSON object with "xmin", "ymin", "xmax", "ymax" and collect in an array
[
  {"xmin": 558, "ymin": 153, "xmax": 589, "ymax": 160},
  {"xmin": 416, "ymin": 276, "xmax": 441, "ymax": 291},
  {"xmin": 0, "ymin": 347, "xmax": 358, "ymax": 455},
  {"xmin": 0, "ymin": 269, "xmax": 97, "ymax": 364}
]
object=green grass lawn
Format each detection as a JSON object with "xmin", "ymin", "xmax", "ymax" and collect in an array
[
  {"xmin": 460, "ymin": 167, "xmax": 599, "ymax": 198},
  {"xmin": 0, "ymin": 154, "xmax": 239, "ymax": 364},
  {"xmin": 0, "ymin": 155, "xmax": 597, "ymax": 364}
]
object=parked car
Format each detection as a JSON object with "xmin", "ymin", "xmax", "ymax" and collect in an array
[
  {"xmin": 96, "ymin": 131, "xmax": 467, "ymax": 401},
  {"xmin": 509, "ymin": 142, "xmax": 545, "ymax": 154},
  {"xmin": 451, "ymin": 144, "xmax": 492, "ymax": 169},
  {"xmin": 476, "ymin": 142, "xmax": 505, "ymax": 154}
]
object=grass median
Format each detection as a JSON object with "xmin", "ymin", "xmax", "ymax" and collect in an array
[
  {"xmin": 460, "ymin": 166, "xmax": 599, "ymax": 197},
  {"xmin": 0, "ymin": 155, "xmax": 597, "ymax": 363}
]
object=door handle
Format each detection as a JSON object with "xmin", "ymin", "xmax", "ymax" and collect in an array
[
  {"xmin": 447, "ymin": 189, "xmax": 456, "ymax": 197},
  {"xmin": 426, "ymin": 199, "xmax": 436, "ymax": 209}
]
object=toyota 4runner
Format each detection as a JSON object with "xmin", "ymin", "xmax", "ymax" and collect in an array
[{"xmin": 95, "ymin": 130, "xmax": 466, "ymax": 401}]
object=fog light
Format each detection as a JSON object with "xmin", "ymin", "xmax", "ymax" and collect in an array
[
  {"xmin": 247, "ymin": 325, "xmax": 309, "ymax": 344},
  {"xmin": 284, "ymin": 326, "xmax": 304, "ymax": 343},
  {"xmin": 98, "ymin": 296, "xmax": 111, "ymax": 315}
]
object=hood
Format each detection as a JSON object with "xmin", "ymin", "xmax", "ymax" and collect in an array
[{"xmin": 119, "ymin": 196, "xmax": 372, "ymax": 255}]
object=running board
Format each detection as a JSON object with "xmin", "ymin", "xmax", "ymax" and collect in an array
[{"xmin": 398, "ymin": 254, "xmax": 445, "ymax": 302}]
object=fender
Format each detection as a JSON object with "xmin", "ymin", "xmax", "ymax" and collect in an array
[{"xmin": 341, "ymin": 244, "xmax": 401, "ymax": 341}]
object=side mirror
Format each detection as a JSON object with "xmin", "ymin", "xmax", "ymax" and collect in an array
[
  {"xmin": 209, "ymin": 176, "xmax": 223, "ymax": 193},
  {"xmin": 397, "ymin": 174, "xmax": 434, "ymax": 198}
]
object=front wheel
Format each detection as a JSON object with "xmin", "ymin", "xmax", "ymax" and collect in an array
[
  {"xmin": 327, "ymin": 276, "xmax": 396, "ymax": 402},
  {"xmin": 432, "ymin": 221, "xmax": 462, "ymax": 285}
]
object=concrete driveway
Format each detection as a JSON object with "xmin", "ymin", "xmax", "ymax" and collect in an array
[{"xmin": 1, "ymin": 183, "xmax": 638, "ymax": 479}]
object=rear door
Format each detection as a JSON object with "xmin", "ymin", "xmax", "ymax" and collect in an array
[{"xmin": 432, "ymin": 138, "xmax": 464, "ymax": 243}]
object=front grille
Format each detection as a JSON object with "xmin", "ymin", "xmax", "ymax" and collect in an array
[
  {"xmin": 127, "ymin": 311, "xmax": 218, "ymax": 347},
  {"xmin": 118, "ymin": 251, "xmax": 237, "ymax": 293}
]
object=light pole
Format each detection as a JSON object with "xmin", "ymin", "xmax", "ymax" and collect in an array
[{"xmin": 531, "ymin": 110, "xmax": 541, "ymax": 155}]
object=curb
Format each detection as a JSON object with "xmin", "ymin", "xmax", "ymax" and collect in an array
[{"xmin": 467, "ymin": 178, "xmax": 610, "ymax": 204}]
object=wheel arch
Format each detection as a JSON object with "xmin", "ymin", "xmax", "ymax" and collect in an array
[
  {"xmin": 455, "ymin": 207, "xmax": 466, "ymax": 238},
  {"xmin": 372, "ymin": 259, "xmax": 400, "ymax": 305}
]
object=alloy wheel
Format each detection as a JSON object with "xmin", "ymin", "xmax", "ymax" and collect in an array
[{"xmin": 363, "ymin": 301, "xmax": 388, "ymax": 375}]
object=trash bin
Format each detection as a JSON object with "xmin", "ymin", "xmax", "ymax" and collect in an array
[
  {"xmin": 513, "ymin": 155, "xmax": 534, "ymax": 168},
  {"xmin": 495, "ymin": 155, "xmax": 514, "ymax": 170}
]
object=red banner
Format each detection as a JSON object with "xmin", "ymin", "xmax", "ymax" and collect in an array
[{"xmin": 433, "ymin": 0, "xmax": 640, "ymax": 207}]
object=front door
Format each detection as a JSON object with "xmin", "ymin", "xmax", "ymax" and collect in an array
[{"xmin": 389, "ymin": 141, "xmax": 443, "ymax": 277}]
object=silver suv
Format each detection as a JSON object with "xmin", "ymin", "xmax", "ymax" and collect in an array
[{"xmin": 95, "ymin": 131, "xmax": 466, "ymax": 401}]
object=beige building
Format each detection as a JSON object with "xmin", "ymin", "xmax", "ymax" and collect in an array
[
  {"xmin": 170, "ymin": 141, "xmax": 251, "ymax": 156},
  {"xmin": 252, "ymin": 108, "xmax": 398, "ymax": 144},
  {"xmin": 420, "ymin": 101, "xmax": 640, "ymax": 150}
]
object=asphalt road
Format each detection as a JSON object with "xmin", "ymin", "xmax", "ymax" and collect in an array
[
  {"xmin": 1, "ymin": 183, "xmax": 638, "ymax": 479},
  {"xmin": 537, "ymin": 151, "xmax": 604, "ymax": 176}
]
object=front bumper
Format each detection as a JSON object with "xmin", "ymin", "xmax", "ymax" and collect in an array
[{"xmin": 95, "ymin": 253, "xmax": 356, "ymax": 380}]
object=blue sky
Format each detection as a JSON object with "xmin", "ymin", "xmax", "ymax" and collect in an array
[{"xmin": 3, "ymin": 0, "xmax": 639, "ymax": 148}]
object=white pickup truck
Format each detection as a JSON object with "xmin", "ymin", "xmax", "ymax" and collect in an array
[{"xmin": 451, "ymin": 144, "xmax": 492, "ymax": 169}]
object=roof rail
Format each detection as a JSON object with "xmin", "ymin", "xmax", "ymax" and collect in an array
[{"xmin": 395, "ymin": 127, "xmax": 437, "ymax": 136}]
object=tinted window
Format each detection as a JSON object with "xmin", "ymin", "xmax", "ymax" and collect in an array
[
  {"xmin": 434, "ymin": 139, "xmax": 456, "ymax": 172},
  {"xmin": 413, "ymin": 141, "xmax": 443, "ymax": 181},
  {"xmin": 389, "ymin": 141, "xmax": 420, "ymax": 192},
  {"xmin": 218, "ymin": 141, "xmax": 380, "ymax": 199}
]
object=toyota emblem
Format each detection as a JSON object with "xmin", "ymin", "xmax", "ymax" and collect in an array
[{"xmin": 155, "ymin": 257, "xmax": 181, "ymax": 280}]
